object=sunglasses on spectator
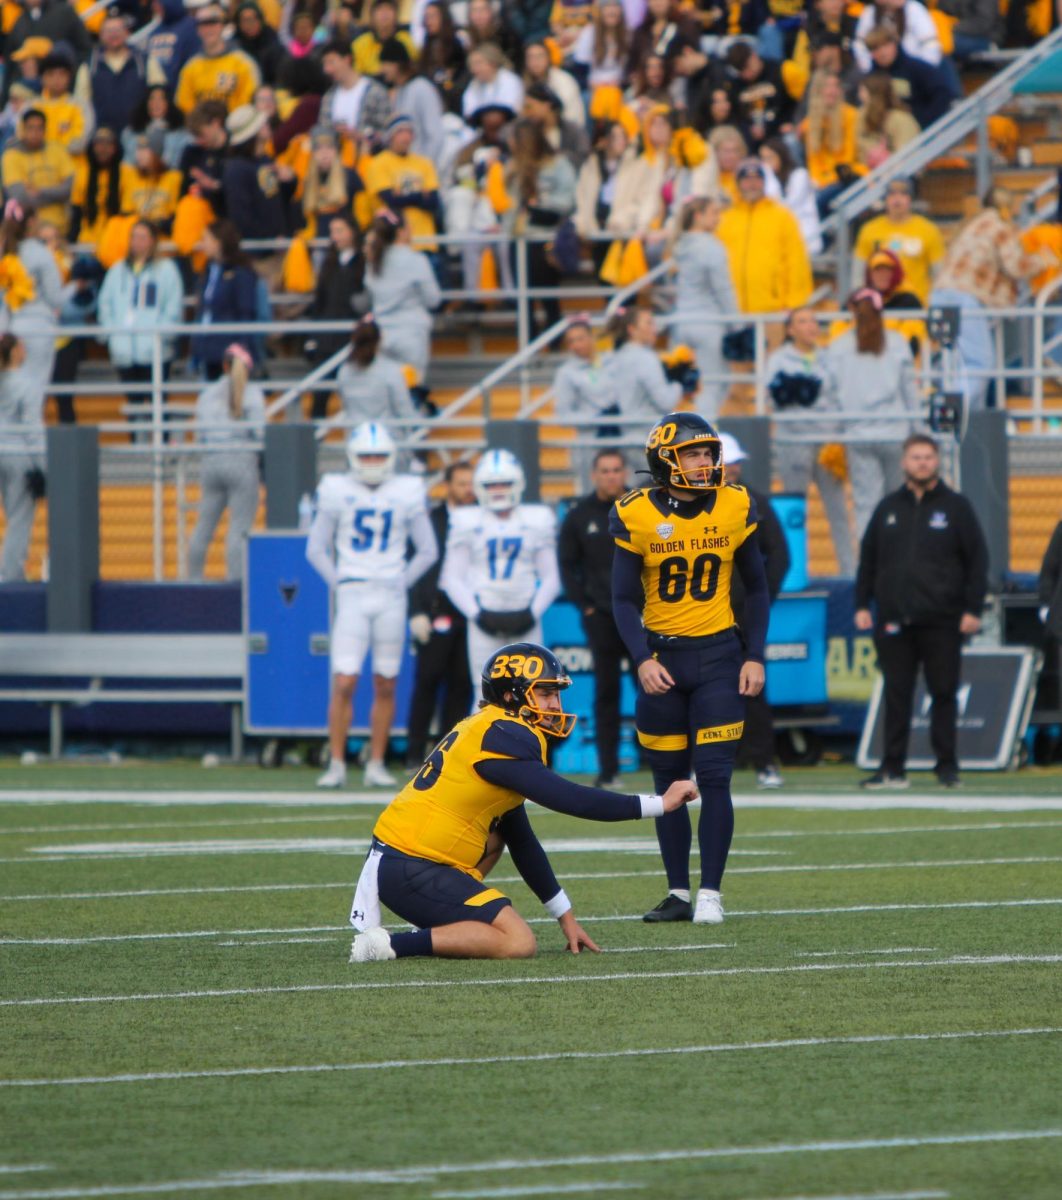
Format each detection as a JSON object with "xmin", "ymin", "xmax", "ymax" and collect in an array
[{"xmin": 196, "ymin": 16, "xmax": 223, "ymax": 25}]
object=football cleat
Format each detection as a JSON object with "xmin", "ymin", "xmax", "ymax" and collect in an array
[
  {"xmin": 693, "ymin": 889, "xmax": 724, "ymax": 925},
  {"xmin": 643, "ymin": 894, "xmax": 693, "ymax": 923},
  {"xmin": 349, "ymin": 927, "xmax": 397, "ymax": 963},
  {"xmin": 936, "ymin": 767, "xmax": 961, "ymax": 789},
  {"xmin": 860, "ymin": 771, "xmax": 910, "ymax": 791},
  {"xmin": 757, "ymin": 765, "xmax": 783, "ymax": 789},
  {"xmin": 363, "ymin": 760, "xmax": 397, "ymax": 788},
  {"xmin": 316, "ymin": 759, "xmax": 347, "ymax": 789}
]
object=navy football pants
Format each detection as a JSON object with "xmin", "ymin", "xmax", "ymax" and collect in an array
[{"xmin": 636, "ymin": 632, "xmax": 745, "ymax": 891}]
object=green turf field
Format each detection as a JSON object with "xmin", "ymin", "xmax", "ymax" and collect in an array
[{"xmin": 1, "ymin": 762, "xmax": 1060, "ymax": 1200}]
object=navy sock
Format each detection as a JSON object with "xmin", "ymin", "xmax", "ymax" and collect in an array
[
  {"xmin": 654, "ymin": 808, "xmax": 692, "ymax": 891},
  {"xmin": 696, "ymin": 779, "xmax": 734, "ymax": 891},
  {"xmin": 391, "ymin": 928, "xmax": 433, "ymax": 958}
]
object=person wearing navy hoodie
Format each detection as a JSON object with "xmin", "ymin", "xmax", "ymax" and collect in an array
[
  {"xmin": 90, "ymin": 12, "xmax": 148, "ymax": 137},
  {"xmin": 190, "ymin": 218, "xmax": 259, "ymax": 379},
  {"xmin": 220, "ymin": 104, "xmax": 287, "ymax": 241},
  {"xmin": 145, "ymin": 0, "xmax": 200, "ymax": 93}
]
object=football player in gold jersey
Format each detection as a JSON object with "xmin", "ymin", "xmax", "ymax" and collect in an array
[
  {"xmin": 349, "ymin": 642, "xmax": 697, "ymax": 962},
  {"xmin": 609, "ymin": 413, "xmax": 770, "ymax": 926}
]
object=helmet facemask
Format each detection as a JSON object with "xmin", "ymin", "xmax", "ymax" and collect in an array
[
  {"xmin": 518, "ymin": 679, "xmax": 577, "ymax": 739},
  {"xmin": 658, "ymin": 436, "xmax": 724, "ymax": 491},
  {"xmin": 347, "ymin": 421, "xmax": 397, "ymax": 485},
  {"xmin": 473, "ymin": 450, "xmax": 526, "ymax": 512}
]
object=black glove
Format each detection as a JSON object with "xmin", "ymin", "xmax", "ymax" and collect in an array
[
  {"xmin": 722, "ymin": 327, "xmax": 755, "ymax": 363},
  {"xmin": 769, "ymin": 372, "xmax": 822, "ymax": 410},
  {"xmin": 24, "ymin": 467, "xmax": 46, "ymax": 499},
  {"xmin": 476, "ymin": 608, "xmax": 535, "ymax": 636},
  {"xmin": 664, "ymin": 361, "xmax": 701, "ymax": 393}
]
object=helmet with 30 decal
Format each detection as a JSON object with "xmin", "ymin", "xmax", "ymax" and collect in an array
[
  {"xmin": 473, "ymin": 448, "xmax": 525, "ymax": 512},
  {"xmin": 346, "ymin": 420, "xmax": 397, "ymax": 485},
  {"xmin": 645, "ymin": 412, "xmax": 724, "ymax": 491},
  {"xmin": 480, "ymin": 642, "xmax": 577, "ymax": 738}
]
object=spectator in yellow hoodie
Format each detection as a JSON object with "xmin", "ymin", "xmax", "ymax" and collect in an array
[
  {"xmin": 1, "ymin": 107, "xmax": 75, "ymax": 234},
  {"xmin": 70, "ymin": 126, "xmax": 122, "ymax": 246},
  {"xmin": 119, "ymin": 129, "xmax": 182, "ymax": 232},
  {"xmin": 801, "ymin": 68, "xmax": 865, "ymax": 218},
  {"xmin": 37, "ymin": 53, "xmax": 86, "ymax": 157},
  {"xmin": 175, "ymin": 5, "xmax": 261, "ymax": 115},
  {"xmin": 717, "ymin": 157, "xmax": 812, "ymax": 324}
]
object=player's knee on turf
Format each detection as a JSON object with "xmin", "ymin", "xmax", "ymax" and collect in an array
[{"xmin": 495, "ymin": 908, "xmax": 537, "ymax": 958}]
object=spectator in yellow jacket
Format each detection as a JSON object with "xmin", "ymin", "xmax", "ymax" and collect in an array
[
  {"xmin": 717, "ymin": 158, "xmax": 812, "ymax": 324},
  {"xmin": 1, "ymin": 107, "xmax": 75, "ymax": 233},
  {"xmin": 801, "ymin": 68, "xmax": 865, "ymax": 218},
  {"xmin": 119, "ymin": 130, "xmax": 182, "ymax": 233},
  {"xmin": 363, "ymin": 114, "xmax": 440, "ymax": 249},
  {"xmin": 352, "ymin": 0, "xmax": 416, "ymax": 77},
  {"xmin": 175, "ymin": 5, "xmax": 261, "ymax": 115},
  {"xmin": 70, "ymin": 127, "xmax": 122, "ymax": 246},
  {"xmin": 37, "ymin": 53, "xmax": 86, "ymax": 157},
  {"xmin": 852, "ymin": 177, "xmax": 945, "ymax": 305}
]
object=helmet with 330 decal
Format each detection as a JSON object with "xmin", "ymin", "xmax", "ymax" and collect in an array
[
  {"xmin": 473, "ymin": 448, "xmax": 526, "ymax": 512},
  {"xmin": 346, "ymin": 421, "xmax": 397, "ymax": 485},
  {"xmin": 480, "ymin": 642, "xmax": 577, "ymax": 738},
  {"xmin": 645, "ymin": 412, "xmax": 724, "ymax": 491}
]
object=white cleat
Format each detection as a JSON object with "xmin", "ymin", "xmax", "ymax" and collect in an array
[
  {"xmin": 757, "ymin": 765, "xmax": 783, "ymax": 790},
  {"xmin": 316, "ymin": 759, "xmax": 347, "ymax": 789},
  {"xmin": 349, "ymin": 926, "xmax": 397, "ymax": 963},
  {"xmin": 363, "ymin": 760, "xmax": 397, "ymax": 788},
  {"xmin": 693, "ymin": 889, "xmax": 725, "ymax": 925}
]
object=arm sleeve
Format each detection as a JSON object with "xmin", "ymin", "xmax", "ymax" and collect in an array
[
  {"xmin": 403, "ymin": 503, "xmax": 439, "ymax": 590},
  {"xmin": 306, "ymin": 507, "xmax": 339, "ymax": 589},
  {"xmin": 758, "ymin": 500, "xmax": 791, "ymax": 601},
  {"xmin": 33, "ymin": 244, "xmax": 65, "ymax": 310},
  {"xmin": 496, "ymin": 804, "xmax": 563, "ymax": 907},
  {"xmin": 611, "ymin": 543, "xmax": 651, "ymax": 666},
  {"xmin": 958, "ymin": 497, "xmax": 989, "ymax": 616},
  {"xmin": 557, "ymin": 509, "xmax": 588, "ymax": 609},
  {"xmin": 415, "ymin": 253, "xmax": 442, "ymax": 311},
  {"xmin": 530, "ymin": 537, "xmax": 561, "ymax": 619},
  {"xmin": 440, "ymin": 536, "xmax": 479, "ymax": 619},
  {"xmin": 640, "ymin": 354, "xmax": 684, "ymax": 414},
  {"xmin": 476, "ymin": 756, "xmax": 643, "ymax": 820},
  {"xmin": 733, "ymin": 529, "xmax": 769, "ymax": 664},
  {"xmin": 854, "ymin": 508, "xmax": 879, "ymax": 610}
]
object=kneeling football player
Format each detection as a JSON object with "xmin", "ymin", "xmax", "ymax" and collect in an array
[{"xmin": 349, "ymin": 642, "xmax": 698, "ymax": 961}]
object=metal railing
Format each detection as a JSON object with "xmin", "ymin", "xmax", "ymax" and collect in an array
[{"xmin": 823, "ymin": 24, "xmax": 1062, "ymax": 285}]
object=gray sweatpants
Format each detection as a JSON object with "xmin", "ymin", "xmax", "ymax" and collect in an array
[
  {"xmin": 378, "ymin": 321, "xmax": 431, "ymax": 383},
  {"xmin": 672, "ymin": 321, "xmax": 727, "ymax": 421},
  {"xmin": 187, "ymin": 453, "xmax": 260, "ymax": 581},
  {"xmin": 848, "ymin": 442, "xmax": 904, "ymax": 543},
  {"xmin": 11, "ymin": 312, "xmax": 57, "ymax": 402},
  {"xmin": 0, "ymin": 453, "xmax": 38, "ymax": 581},
  {"xmin": 778, "ymin": 443, "xmax": 856, "ymax": 578}
]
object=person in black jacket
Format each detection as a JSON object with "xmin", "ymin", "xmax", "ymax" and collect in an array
[
  {"xmin": 404, "ymin": 462, "xmax": 476, "ymax": 768},
  {"xmin": 190, "ymin": 219, "xmax": 259, "ymax": 378},
  {"xmin": 719, "ymin": 433, "xmax": 790, "ymax": 788},
  {"xmin": 558, "ymin": 449, "xmax": 631, "ymax": 787},
  {"xmin": 855, "ymin": 433, "xmax": 988, "ymax": 789},
  {"xmin": 222, "ymin": 104, "xmax": 288, "ymax": 241},
  {"xmin": 304, "ymin": 212, "xmax": 369, "ymax": 414},
  {"xmin": 1037, "ymin": 517, "xmax": 1062, "ymax": 712}
]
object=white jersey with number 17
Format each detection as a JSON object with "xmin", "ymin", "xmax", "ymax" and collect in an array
[{"xmin": 445, "ymin": 503, "xmax": 557, "ymax": 611}]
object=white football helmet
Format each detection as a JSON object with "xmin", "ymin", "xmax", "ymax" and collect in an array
[
  {"xmin": 346, "ymin": 421, "xmax": 396, "ymax": 485},
  {"xmin": 474, "ymin": 449, "xmax": 525, "ymax": 512}
]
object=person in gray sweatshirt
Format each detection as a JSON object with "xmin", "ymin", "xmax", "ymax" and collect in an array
[
  {"xmin": 337, "ymin": 317, "xmax": 418, "ymax": 430},
  {"xmin": 553, "ymin": 314, "xmax": 620, "ymax": 491},
  {"xmin": 0, "ymin": 334, "xmax": 44, "ymax": 580},
  {"xmin": 824, "ymin": 289, "xmax": 921, "ymax": 541},
  {"xmin": 766, "ymin": 306, "xmax": 855, "ymax": 577},
  {"xmin": 363, "ymin": 212, "xmax": 442, "ymax": 383},
  {"xmin": 188, "ymin": 344, "xmax": 265, "ymax": 581},
  {"xmin": 670, "ymin": 196, "xmax": 738, "ymax": 422},
  {"xmin": 1, "ymin": 203, "xmax": 63, "ymax": 401},
  {"xmin": 607, "ymin": 306, "xmax": 686, "ymax": 456}
]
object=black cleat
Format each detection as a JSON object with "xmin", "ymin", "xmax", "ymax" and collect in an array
[
  {"xmin": 936, "ymin": 767, "xmax": 961, "ymax": 789},
  {"xmin": 643, "ymin": 894, "xmax": 693, "ymax": 923}
]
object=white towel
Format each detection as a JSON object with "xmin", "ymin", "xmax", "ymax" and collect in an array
[{"xmin": 349, "ymin": 846, "xmax": 383, "ymax": 932}]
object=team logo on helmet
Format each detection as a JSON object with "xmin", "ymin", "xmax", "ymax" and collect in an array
[
  {"xmin": 473, "ymin": 449, "xmax": 526, "ymax": 512},
  {"xmin": 645, "ymin": 413, "xmax": 724, "ymax": 491},
  {"xmin": 346, "ymin": 421, "xmax": 397, "ymax": 485},
  {"xmin": 480, "ymin": 642, "xmax": 577, "ymax": 738}
]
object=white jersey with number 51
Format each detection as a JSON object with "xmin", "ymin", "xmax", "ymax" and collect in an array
[{"xmin": 315, "ymin": 472, "xmax": 428, "ymax": 584}]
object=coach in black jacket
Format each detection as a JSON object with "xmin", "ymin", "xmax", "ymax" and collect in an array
[
  {"xmin": 720, "ymin": 435, "xmax": 790, "ymax": 787},
  {"xmin": 404, "ymin": 463, "xmax": 475, "ymax": 766},
  {"xmin": 558, "ymin": 449, "xmax": 630, "ymax": 786},
  {"xmin": 855, "ymin": 433, "xmax": 988, "ymax": 789}
]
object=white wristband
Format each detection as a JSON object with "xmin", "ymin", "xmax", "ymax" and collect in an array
[
  {"xmin": 544, "ymin": 889, "xmax": 572, "ymax": 919},
  {"xmin": 639, "ymin": 793, "xmax": 665, "ymax": 818}
]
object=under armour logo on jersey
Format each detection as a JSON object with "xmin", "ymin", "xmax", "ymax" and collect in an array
[
  {"xmin": 278, "ymin": 580, "xmax": 299, "ymax": 606},
  {"xmin": 703, "ymin": 525, "xmax": 718, "ymax": 534},
  {"xmin": 351, "ymin": 909, "xmax": 365, "ymax": 923}
]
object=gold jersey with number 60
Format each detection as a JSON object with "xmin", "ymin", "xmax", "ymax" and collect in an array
[{"xmin": 609, "ymin": 484, "xmax": 758, "ymax": 639}]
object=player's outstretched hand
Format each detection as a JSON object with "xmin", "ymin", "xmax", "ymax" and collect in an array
[
  {"xmin": 739, "ymin": 660, "xmax": 765, "ymax": 697},
  {"xmin": 559, "ymin": 910, "xmax": 602, "ymax": 954},
  {"xmin": 661, "ymin": 780, "xmax": 699, "ymax": 812},
  {"xmin": 638, "ymin": 658, "xmax": 674, "ymax": 695}
]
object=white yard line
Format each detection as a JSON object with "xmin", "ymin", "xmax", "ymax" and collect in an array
[
  {"xmin": 432, "ymin": 1185, "xmax": 644, "ymax": 1199},
  {"xmin": 5, "ymin": 896, "xmax": 1062, "ymax": 944},
  {"xmin": 0, "ymin": 1131, "xmax": 1054, "ymax": 1198},
  {"xmin": 2, "ymin": 954, "xmax": 1060, "ymax": 1008},
  {"xmin": 0, "ymin": 1174, "xmax": 50, "ymax": 1180},
  {"xmin": 797, "ymin": 949, "xmax": 938, "ymax": 958},
  {"xmin": 1, "ymin": 1027, "xmax": 1056, "ymax": 1091},
  {"xmin": 1, "ymin": 789, "xmax": 1062, "ymax": 811},
  {"xmin": 0, "ymin": 814, "xmax": 376, "ymax": 837},
  {"xmin": 747, "ymin": 1193, "xmax": 948, "ymax": 1200},
  {"xmin": 738, "ymin": 820, "xmax": 1062, "ymax": 839}
]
